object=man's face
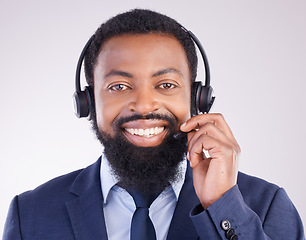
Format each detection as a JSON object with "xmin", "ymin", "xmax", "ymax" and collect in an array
[{"xmin": 93, "ymin": 34, "xmax": 191, "ymax": 146}]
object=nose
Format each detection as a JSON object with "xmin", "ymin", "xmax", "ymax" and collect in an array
[{"xmin": 127, "ymin": 87, "xmax": 161, "ymax": 114}]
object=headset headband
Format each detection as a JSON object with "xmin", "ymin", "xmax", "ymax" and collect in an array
[
  {"xmin": 180, "ymin": 26, "xmax": 211, "ymax": 88},
  {"xmin": 73, "ymin": 27, "xmax": 215, "ymax": 118}
]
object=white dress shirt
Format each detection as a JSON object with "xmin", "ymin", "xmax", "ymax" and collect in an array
[{"xmin": 100, "ymin": 154, "xmax": 187, "ymax": 240}]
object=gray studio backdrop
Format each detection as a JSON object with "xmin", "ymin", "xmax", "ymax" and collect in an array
[{"xmin": 1, "ymin": 0, "xmax": 305, "ymax": 233}]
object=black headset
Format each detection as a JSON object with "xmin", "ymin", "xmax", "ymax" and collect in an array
[{"xmin": 73, "ymin": 27, "xmax": 215, "ymax": 119}]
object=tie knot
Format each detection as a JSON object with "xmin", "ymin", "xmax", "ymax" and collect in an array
[{"xmin": 128, "ymin": 189, "xmax": 159, "ymax": 208}]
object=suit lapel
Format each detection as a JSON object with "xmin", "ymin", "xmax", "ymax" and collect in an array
[
  {"xmin": 66, "ymin": 158, "xmax": 108, "ymax": 240},
  {"xmin": 167, "ymin": 162, "xmax": 200, "ymax": 240},
  {"xmin": 65, "ymin": 158, "xmax": 200, "ymax": 240}
]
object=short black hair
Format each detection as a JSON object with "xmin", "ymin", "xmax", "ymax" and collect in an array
[
  {"xmin": 84, "ymin": 8, "xmax": 197, "ymax": 87},
  {"xmin": 84, "ymin": 9, "xmax": 198, "ymax": 116}
]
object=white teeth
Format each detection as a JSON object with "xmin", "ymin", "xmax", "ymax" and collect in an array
[
  {"xmin": 149, "ymin": 128, "xmax": 154, "ymax": 135},
  {"xmin": 125, "ymin": 127, "xmax": 165, "ymax": 137}
]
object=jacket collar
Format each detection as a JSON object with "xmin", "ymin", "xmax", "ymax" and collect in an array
[{"xmin": 66, "ymin": 157, "xmax": 108, "ymax": 240}]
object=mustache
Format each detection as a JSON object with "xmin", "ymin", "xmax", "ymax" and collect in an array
[{"xmin": 114, "ymin": 113, "xmax": 178, "ymax": 129}]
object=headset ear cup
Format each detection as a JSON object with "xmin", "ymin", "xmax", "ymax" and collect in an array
[
  {"xmin": 73, "ymin": 91, "xmax": 87, "ymax": 118},
  {"xmin": 199, "ymin": 85, "xmax": 215, "ymax": 113},
  {"xmin": 84, "ymin": 86, "xmax": 93, "ymax": 120},
  {"xmin": 72, "ymin": 86, "xmax": 93, "ymax": 118},
  {"xmin": 192, "ymin": 81, "xmax": 215, "ymax": 114},
  {"xmin": 192, "ymin": 81, "xmax": 202, "ymax": 115}
]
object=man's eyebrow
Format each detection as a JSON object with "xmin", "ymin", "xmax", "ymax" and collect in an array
[
  {"xmin": 152, "ymin": 68, "xmax": 183, "ymax": 77},
  {"xmin": 105, "ymin": 70, "xmax": 133, "ymax": 78}
]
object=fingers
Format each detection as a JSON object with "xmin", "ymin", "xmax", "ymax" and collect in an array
[
  {"xmin": 180, "ymin": 113, "xmax": 236, "ymax": 143},
  {"xmin": 183, "ymin": 113, "xmax": 240, "ymax": 168},
  {"xmin": 187, "ymin": 122, "xmax": 233, "ymax": 153},
  {"xmin": 187, "ymin": 134, "xmax": 234, "ymax": 168}
]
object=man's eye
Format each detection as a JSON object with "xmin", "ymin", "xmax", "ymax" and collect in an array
[
  {"xmin": 109, "ymin": 84, "xmax": 129, "ymax": 91},
  {"xmin": 158, "ymin": 83, "xmax": 176, "ymax": 90}
]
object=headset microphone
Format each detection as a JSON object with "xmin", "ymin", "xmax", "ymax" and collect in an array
[{"xmin": 73, "ymin": 28, "xmax": 215, "ymax": 119}]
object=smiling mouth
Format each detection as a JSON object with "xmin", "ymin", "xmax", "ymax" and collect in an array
[{"xmin": 124, "ymin": 126, "xmax": 165, "ymax": 138}]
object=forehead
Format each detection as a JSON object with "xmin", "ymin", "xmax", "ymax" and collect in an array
[{"xmin": 94, "ymin": 33, "xmax": 190, "ymax": 79}]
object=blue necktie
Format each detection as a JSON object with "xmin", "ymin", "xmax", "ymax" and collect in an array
[{"xmin": 128, "ymin": 190, "xmax": 159, "ymax": 240}]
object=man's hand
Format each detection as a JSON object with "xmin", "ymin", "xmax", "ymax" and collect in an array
[{"xmin": 180, "ymin": 113, "xmax": 240, "ymax": 209}]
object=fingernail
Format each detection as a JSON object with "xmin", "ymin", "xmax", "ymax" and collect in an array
[
  {"xmin": 180, "ymin": 122, "xmax": 186, "ymax": 129},
  {"xmin": 190, "ymin": 160, "xmax": 193, "ymax": 167}
]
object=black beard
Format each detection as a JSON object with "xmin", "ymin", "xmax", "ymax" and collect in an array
[{"xmin": 91, "ymin": 113, "xmax": 188, "ymax": 195}]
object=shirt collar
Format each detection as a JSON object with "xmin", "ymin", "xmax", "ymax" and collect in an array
[{"xmin": 100, "ymin": 154, "xmax": 187, "ymax": 204}]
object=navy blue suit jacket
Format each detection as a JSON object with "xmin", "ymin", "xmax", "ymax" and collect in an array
[{"xmin": 3, "ymin": 158, "xmax": 305, "ymax": 239}]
